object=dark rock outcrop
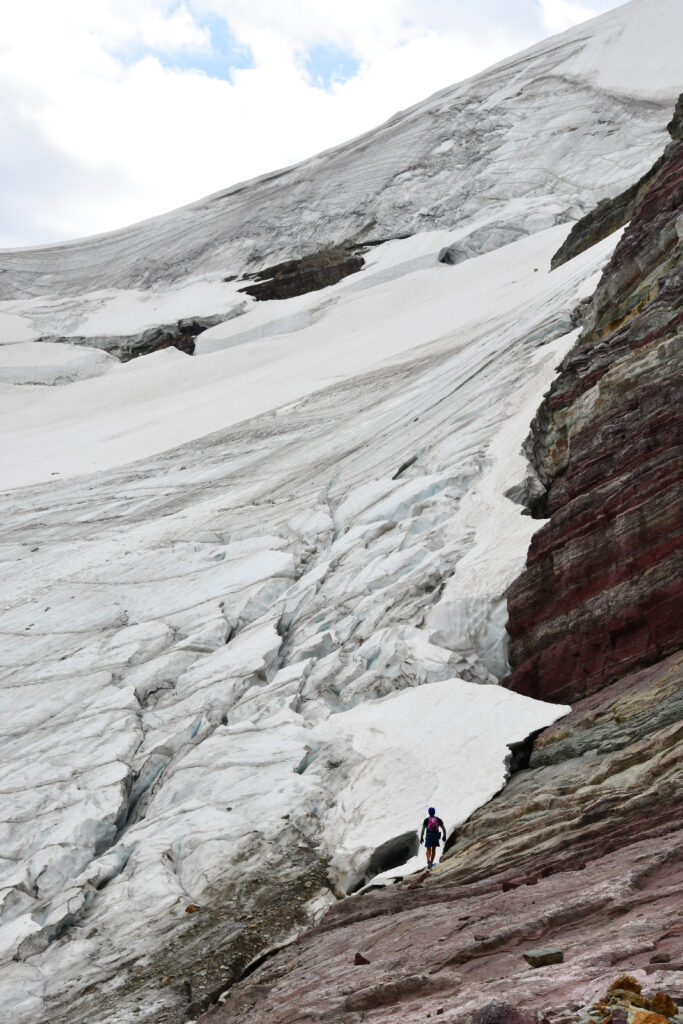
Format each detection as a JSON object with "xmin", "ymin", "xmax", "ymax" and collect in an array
[
  {"xmin": 238, "ymin": 246, "xmax": 364, "ymax": 301},
  {"xmin": 522, "ymin": 947, "xmax": 564, "ymax": 968},
  {"xmin": 39, "ymin": 313, "xmax": 231, "ymax": 361},
  {"xmin": 505, "ymin": 96, "xmax": 682, "ymax": 704}
]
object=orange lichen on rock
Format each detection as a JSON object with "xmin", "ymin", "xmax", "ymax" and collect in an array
[
  {"xmin": 650, "ymin": 993, "xmax": 678, "ymax": 1017},
  {"xmin": 631, "ymin": 1012, "xmax": 671, "ymax": 1024},
  {"xmin": 611, "ymin": 991, "xmax": 650, "ymax": 1009},
  {"xmin": 608, "ymin": 975, "xmax": 642, "ymax": 995}
]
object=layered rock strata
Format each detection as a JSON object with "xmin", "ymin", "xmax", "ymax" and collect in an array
[
  {"xmin": 505, "ymin": 95, "xmax": 683, "ymax": 704},
  {"xmin": 238, "ymin": 246, "xmax": 365, "ymax": 301},
  {"xmin": 199, "ymin": 97, "xmax": 683, "ymax": 1024},
  {"xmin": 202, "ymin": 652, "xmax": 683, "ymax": 1024}
]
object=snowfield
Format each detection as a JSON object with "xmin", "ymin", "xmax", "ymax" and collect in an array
[
  {"xmin": 0, "ymin": 0, "xmax": 679, "ymax": 309},
  {"xmin": 0, "ymin": 341, "xmax": 116, "ymax": 386},
  {"xmin": 0, "ymin": 223, "xmax": 609, "ymax": 1024},
  {"xmin": 0, "ymin": 1, "xmax": 681, "ymax": 1021},
  {"xmin": 1, "ymin": 224, "xmax": 611, "ymax": 489}
]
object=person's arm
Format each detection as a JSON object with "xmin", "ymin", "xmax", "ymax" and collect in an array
[
  {"xmin": 420, "ymin": 817, "xmax": 427, "ymax": 843},
  {"xmin": 439, "ymin": 817, "xmax": 447, "ymax": 842}
]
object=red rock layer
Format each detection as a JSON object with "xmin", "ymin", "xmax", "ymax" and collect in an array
[{"xmin": 504, "ymin": 110, "xmax": 683, "ymax": 704}]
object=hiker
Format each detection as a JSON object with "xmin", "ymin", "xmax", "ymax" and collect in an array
[{"xmin": 420, "ymin": 807, "xmax": 446, "ymax": 868}]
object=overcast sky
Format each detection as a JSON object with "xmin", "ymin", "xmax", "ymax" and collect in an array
[{"xmin": 0, "ymin": 0, "xmax": 628, "ymax": 248}]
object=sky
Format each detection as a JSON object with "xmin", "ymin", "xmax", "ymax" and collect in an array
[{"xmin": 0, "ymin": 0, "xmax": 628, "ymax": 249}]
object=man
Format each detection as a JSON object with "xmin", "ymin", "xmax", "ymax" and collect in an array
[{"xmin": 420, "ymin": 806, "xmax": 446, "ymax": 868}]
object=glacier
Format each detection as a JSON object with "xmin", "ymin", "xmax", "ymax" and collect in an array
[{"xmin": 0, "ymin": 1, "xmax": 681, "ymax": 1022}]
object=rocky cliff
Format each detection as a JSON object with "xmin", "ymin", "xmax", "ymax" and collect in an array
[
  {"xmin": 505, "ymin": 93, "xmax": 682, "ymax": 705},
  {"xmin": 199, "ymin": 97, "xmax": 683, "ymax": 1024}
]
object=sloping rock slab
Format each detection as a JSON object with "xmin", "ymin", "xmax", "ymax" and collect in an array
[
  {"xmin": 199, "ymin": 652, "xmax": 683, "ymax": 1024},
  {"xmin": 238, "ymin": 247, "xmax": 364, "ymax": 301}
]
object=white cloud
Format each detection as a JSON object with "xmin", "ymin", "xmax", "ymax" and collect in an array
[
  {"xmin": 0, "ymin": 0, "xmax": 628, "ymax": 247},
  {"xmin": 537, "ymin": 0, "xmax": 609, "ymax": 33}
]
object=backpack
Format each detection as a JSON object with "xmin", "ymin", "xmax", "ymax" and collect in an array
[{"xmin": 426, "ymin": 815, "xmax": 439, "ymax": 833}]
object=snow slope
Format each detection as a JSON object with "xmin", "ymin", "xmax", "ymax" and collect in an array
[
  {"xmin": 0, "ymin": 341, "xmax": 115, "ymax": 385},
  {"xmin": 0, "ymin": 224, "xmax": 610, "ymax": 1024},
  {"xmin": 0, "ymin": 2, "xmax": 680, "ymax": 1022},
  {"xmin": 321, "ymin": 679, "xmax": 567, "ymax": 891},
  {"xmin": 1, "ymin": 225, "xmax": 607, "ymax": 489},
  {"xmin": 0, "ymin": 0, "xmax": 679, "ymax": 310}
]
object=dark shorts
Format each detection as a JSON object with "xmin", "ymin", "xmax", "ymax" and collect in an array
[{"xmin": 425, "ymin": 832, "xmax": 440, "ymax": 848}]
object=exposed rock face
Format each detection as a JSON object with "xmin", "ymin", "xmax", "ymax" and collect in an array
[
  {"xmin": 505, "ymin": 95, "xmax": 683, "ymax": 704},
  {"xmin": 238, "ymin": 247, "xmax": 365, "ymax": 301},
  {"xmin": 39, "ymin": 313, "xmax": 229, "ymax": 361},
  {"xmin": 202, "ymin": 651, "xmax": 683, "ymax": 1023}
]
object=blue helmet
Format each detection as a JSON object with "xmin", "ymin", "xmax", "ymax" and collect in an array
[{"xmin": 428, "ymin": 807, "xmax": 435, "ymax": 815}]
